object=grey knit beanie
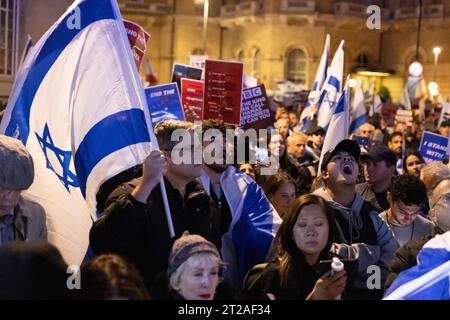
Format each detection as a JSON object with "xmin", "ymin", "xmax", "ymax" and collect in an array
[
  {"xmin": 167, "ymin": 232, "xmax": 220, "ymax": 277},
  {"xmin": 0, "ymin": 135, "xmax": 34, "ymax": 190}
]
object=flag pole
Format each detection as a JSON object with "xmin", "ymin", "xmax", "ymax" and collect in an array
[{"xmin": 111, "ymin": 0, "xmax": 175, "ymax": 238}]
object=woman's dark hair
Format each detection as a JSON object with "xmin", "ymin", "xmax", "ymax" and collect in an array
[
  {"xmin": 0, "ymin": 242, "xmax": 70, "ymax": 299},
  {"xmin": 263, "ymin": 171, "xmax": 295, "ymax": 196},
  {"xmin": 402, "ymin": 151, "xmax": 424, "ymax": 174},
  {"xmin": 274, "ymin": 194, "xmax": 337, "ymax": 286},
  {"xmin": 81, "ymin": 254, "xmax": 151, "ymax": 300}
]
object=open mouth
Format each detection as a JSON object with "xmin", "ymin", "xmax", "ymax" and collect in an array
[
  {"xmin": 199, "ymin": 294, "xmax": 212, "ymax": 299},
  {"xmin": 342, "ymin": 164, "xmax": 353, "ymax": 175}
]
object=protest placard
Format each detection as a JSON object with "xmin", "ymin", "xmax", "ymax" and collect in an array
[
  {"xmin": 419, "ymin": 131, "xmax": 449, "ymax": 163},
  {"xmin": 240, "ymin": 85, "xmax": 274, "ymax": 130},
  {"xmin": 438, "ymin": 103, "xmax": 450, "ymax": 127},
  {"xmin": 123, "ymin": 20, "xmax": 150, "ymax": 70},
  {"xmin": 171, "ymin": 64, "xmax": 203, "ymax": 91},
  {"xmin": 190, "ymin": 55, "xmax": 208, "ymax": 70},
  {"xmin": 181, "ymin": 78, "xmax": 204, "ymax": 122},
  {"xmin": 145, "ymin": 83, "xmax": 185, "ymax": 127},
  {"xmin": 203, "ymin": 60, "xmax": 244, "ymax": 126},
  {"xmin": 395, "ymin": 109, "xmax": 413, "ymax": 125}
]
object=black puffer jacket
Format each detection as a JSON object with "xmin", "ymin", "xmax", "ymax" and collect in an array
[
  {"xmin": 90, "ymin": 177, "xmax": 220, "ymax": 299},
  {"xmin": 384, "ymin": 234, "xmax": 435, "ymax": 293}
]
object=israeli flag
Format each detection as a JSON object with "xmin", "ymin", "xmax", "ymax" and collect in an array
[
  {"xmin": 317, "ymin": 40, "xmax": 345, "ymax": 130},
  {"xmin": 370, "ymin": 93, "xmax": 383, "ymax": 117},
  {"xmin": 384, "ymin": 231, "xmax": 450, "ymax": 300},
  {"xmin": 299, "ymin": 34, "xmax": 330, "ymax": 132},
  {"xmin": 400, "ymin": 83, "xmax": 412, "ymax": 110},
  {"xmin": 200, "ymin": 166, "xmax": 282, "ymax": 286},
  {"xmin": 318, "ymin": 75, "xmax": 350, "ymax": 175},
  {"xmin": 0, "ymin": 0, "xmax": 152, "ymax": 265},
  {"xmin": 350, "ymin": 79, "xmax": 368, "ymax": 133}
]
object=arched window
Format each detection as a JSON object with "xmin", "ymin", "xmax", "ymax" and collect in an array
[
  {"xmin": 286, "ymin": 48, "xmax": 307, "ymax": 84},
  {"xmin": 192, "ymin": 48, "xmax": 205, "ymax": 55},
  {"xmin": 237, "ymin": 49, "xmax": 245, "ymax": 62},
  {"xmin": 251, "ymin": 49, "xmax": 262, "ymax": 78}
]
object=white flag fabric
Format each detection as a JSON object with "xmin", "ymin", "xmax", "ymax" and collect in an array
[
  {"xmin": 0, "ymin": 0, "xmax": 153, "ymax": 265},
  {"xmin": 299, "ymin": 34, "xmax": 330, "ymax": 131},
  {"xmin": 400, "ymin": 83, "xmax": 412, "ymax": 110},
  {"xmin": 350, "ymin": 79, "xmax": 368, "ymax": 133},
  {"xmin": 318, "ymin": 75, "xmax": 350, "ymax": 174},
  {"xmin": 370, "ymin": 94, "xmax": 383, "ymax": 117},
  {"xmin": 414, "ymin": 76, "xmax": 428, "ymax": 99},
  {"xmin": 438, "ymin": 102, "xmax": 450, "ymax": 127},
  {"xmin": 317, "ymin": 40, "xmax": 345, "ymax": 130}
]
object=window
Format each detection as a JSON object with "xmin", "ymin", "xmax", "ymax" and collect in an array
[
  {"xmin": 251, "ymin": 48, "xmax": 261, "ymax": 78},
  {"xmin": 237, "ymin": 49, "xmax": 245, "ymax": 62},
  {"xmin": 192, "ymin": 48, "xmax": 205, "ymax": 55},
  {"xmin": 0, "ymin": 0, "xmax": 19, "ymax": 75},
  {"xmin": 286, "ymin": 48, "xmax": 307, "ymax": 84}
]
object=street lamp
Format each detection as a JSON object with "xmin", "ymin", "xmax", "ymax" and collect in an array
[
  {"xmin": 194, "ymin": 0, "xmax": 209, "ymax": 54},
  {"xmin": 433, "ymin": 47, "xmax": 441, "ymax": 81}
]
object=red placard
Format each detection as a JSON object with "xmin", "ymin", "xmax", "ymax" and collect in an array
[
  {"xmin": 124, "ymin": 20, "xmax": 150, "ymax": 70},
  {"xmin": 181, "ymin": 78, "xmax": 204, "ymax": 122},
  {"xmin": 203, "ymin": 60, "xmax": 243, "ymax": 126}
]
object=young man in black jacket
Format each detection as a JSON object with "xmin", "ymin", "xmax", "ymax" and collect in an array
[{"xmin": 89, "ymin": 120, "xmax": 221, "ymax": 299}]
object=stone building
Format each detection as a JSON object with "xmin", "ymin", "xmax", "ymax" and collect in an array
[{"xmin": 1, "ymin": 0, "xmax": 449, "ymax": 104}]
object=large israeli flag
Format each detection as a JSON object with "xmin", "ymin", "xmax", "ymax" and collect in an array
[
  {"xmin": 350, "ymin": 79, "xmax": 368, "ymax": 133},
  {"xmin": 318, "ymin": 75, "xmax": 350, "ymax": 175},
  {"xmin": 317, "ymin": 40, "xmax": 345, "ymax": 130},
  {"xmin": 0, "ymin": 0, "xmax": 152, "ymax": 265},
  {"xmin": 384, "ymin": 231, "xmax": 450, "ymax": 300},
  {"xmin": 299, "ymin": 34, "xmax": 330, "ymax": 132}
]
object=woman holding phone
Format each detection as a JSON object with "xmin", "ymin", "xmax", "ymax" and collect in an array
[{"xmin": 242, "ymin": 194, "xmax": 347, "ymax": 300}]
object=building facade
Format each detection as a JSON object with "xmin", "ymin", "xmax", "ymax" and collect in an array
[{"xmin": 1, "ymin": 0, "xmax": 449, "ymax": 104}]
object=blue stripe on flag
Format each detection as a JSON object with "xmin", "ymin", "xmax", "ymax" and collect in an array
[
  {"xmin": 312, "ymin": 81, "xmax": 318, "ymax": 91},
  {"xmin": 5, "ymin": 0, "xmax": 116, "ymax": 144},
  {"xmin": 232, "ymin": 180, "xmax": 275, "ymax": 283},
  {"xmin": 350, "ymin": 113, "xmax": 369, "ymax": 133},
  {"xmin": 335, "ymin": 94, "xmax": 345, "ymax": 114},
  {"xmin": 74, "ymin": 109, "xmax": 150, "ymax": 198},
  {"xmin": 328, "ymin": 76, "xmax": 340, "ymax": 91}
]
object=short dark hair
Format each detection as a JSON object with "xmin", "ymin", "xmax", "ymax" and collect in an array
[
  {"xmin": 389, "ymin": 131, "xmax": 403, "ymax": 142},
  {"xmin": 390, "ymin": 174, "xmax": 427, "ymax": 206},
  {"xmin": 201, "ymin": 119, "xmax": 230, "ymax": 136},
  {"xmin": 154, "ymin": 120, "xmax": 194, "ymax": 151}
]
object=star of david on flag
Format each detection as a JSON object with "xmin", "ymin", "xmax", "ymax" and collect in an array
[{"xmin": 35, "ymin": 124, "xmax": 79, "ymax": 192}]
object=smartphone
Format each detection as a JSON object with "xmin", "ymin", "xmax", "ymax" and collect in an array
[{"xmin": 352, "ymin": 135, "xmax": 372, "ymax": 150}]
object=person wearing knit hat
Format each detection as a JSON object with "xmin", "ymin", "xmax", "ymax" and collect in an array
[
  {"xmin": 168, "ymin": 232, "xmax": 222, "ymax": 300},
  {"xmin": 0, "ymin": 135, "xmax": 47, "ymax": 245}
]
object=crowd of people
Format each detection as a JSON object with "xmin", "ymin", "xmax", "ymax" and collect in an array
[{"xmin": 0, "ymin": 99, "xmax": 450, "ymax": 300}]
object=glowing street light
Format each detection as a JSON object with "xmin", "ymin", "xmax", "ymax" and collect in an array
[{"xmin": 428, "ymin": 81, "xmax": 439, "ymax": 96}]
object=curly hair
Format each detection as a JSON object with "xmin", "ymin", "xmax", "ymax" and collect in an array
[
  {"xmin": 390, "ymin": 174, "xmax": 427, "ymax": 206},
  {"xmin": 154, "ymin": 120, "xmax": 194, "ymax": 151}
]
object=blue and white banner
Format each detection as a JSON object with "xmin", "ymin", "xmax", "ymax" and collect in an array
[
  {"xmin": 350, "ymin": 79, "xmax": 368, "ymax": 133},
  {"xmin": 145, "ymin": 83, "xmax": 185, "ymax": 127},
  {"xmin": 384, "ymin": 231, "xmax": 450, "ymax": 300},
  {"xmin": 0, "ymin": 0, "xmax": 152, "ymax": 265},
  {"xmin": 419, "ymin": 131, "xmax": 449, "ymax": 163},
  {"xmin": 318, "ymin": 75, "xmax": 350, "ymax": 174},
  {"xmin": 317, "ymin": 40, "xmax": 344, "ymax": 130},
  {"xmin": 299, "ymin": 34, "xmax": 330, "ymax": 132}
]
